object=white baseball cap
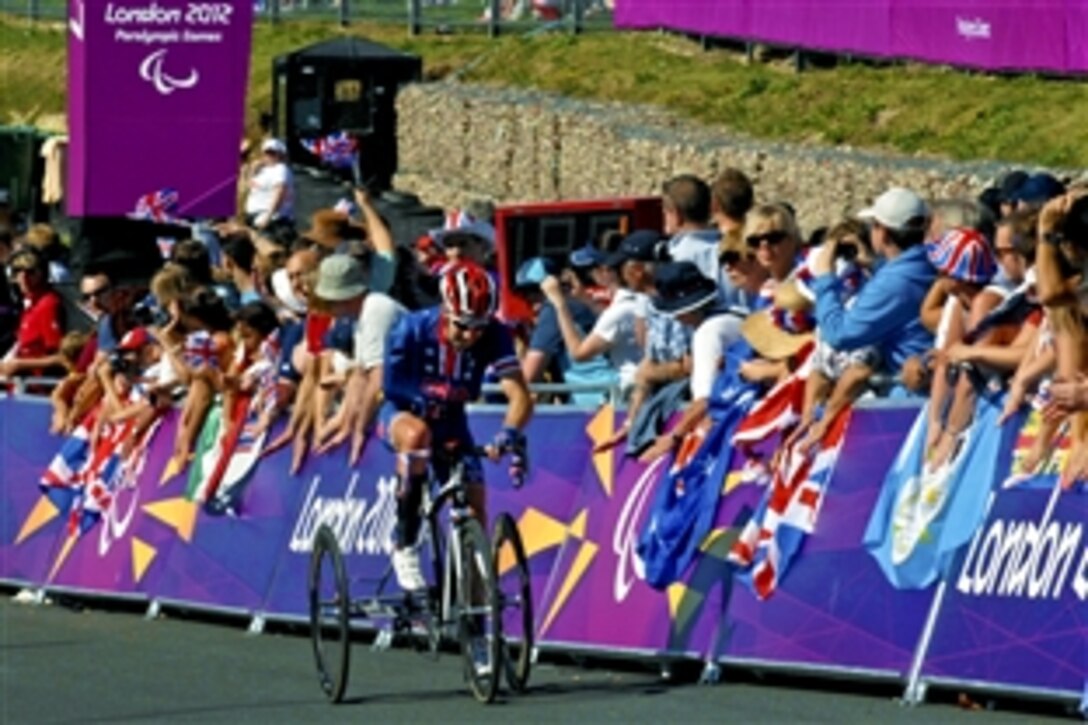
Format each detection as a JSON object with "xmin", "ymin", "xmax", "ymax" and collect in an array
[
  {"xmin": 857, "ymin": 187, "xmax": 928, "ymax": 231},
  {"xmin": 261, "ymin": 138, "xmax": 287, "ymax": 156}
]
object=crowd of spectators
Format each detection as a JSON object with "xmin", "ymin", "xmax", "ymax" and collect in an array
[{"xmin": 3, "ymin": 155, "xmax": 1088, "ymax": 483}]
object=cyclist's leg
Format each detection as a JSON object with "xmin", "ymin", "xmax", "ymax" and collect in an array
[{"xmin": 376, "ymin": 402, "xmax": 431, "ymax": 591}]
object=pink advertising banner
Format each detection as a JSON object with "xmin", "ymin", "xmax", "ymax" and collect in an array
[
  {"xmin": 66, "ymin": 0, "xmax": 253, "ymax": 218},
  {"xmin": 615, "ymin": 0, "xmax": 1084, "ymax": 74}
]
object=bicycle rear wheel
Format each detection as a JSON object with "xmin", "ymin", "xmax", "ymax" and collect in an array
[
  {"xmin": 493, "ymin": 513, "xmax": 534, "ymax": 693},
  {"xmin": 309, "ymin": 525, "xmax": 351, "ymax": 703},
  {"xmin": 457, "ymin": 517, "xmax": 503, "ymax": 704}
]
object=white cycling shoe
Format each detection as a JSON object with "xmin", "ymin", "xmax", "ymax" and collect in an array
[
  {"xmin": 392, "ymin": 547, "xmax": 427, "ymax": 593},
  {"xmin": 470, "ymin": 636, "xmax": 493, "ymax": 676}
]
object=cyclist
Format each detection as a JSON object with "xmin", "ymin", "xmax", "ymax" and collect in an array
[{"xmin": 378, "ymin": 260, "xmax": 533, "ymax": 594}]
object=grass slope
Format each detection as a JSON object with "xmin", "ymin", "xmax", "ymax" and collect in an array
[{"xmin": 2, "ymin": 14, "xmax": 1088, "ymax": 167}]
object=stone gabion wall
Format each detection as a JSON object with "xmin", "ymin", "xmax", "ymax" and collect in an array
[{"xmin": 394, "ymin": 81, "xmax": 1072, "ymax": 231}]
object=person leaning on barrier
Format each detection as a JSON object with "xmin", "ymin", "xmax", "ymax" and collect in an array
[
  {"xmin": 312, "ymin": 254, "xmax": 407, "ymax": 466},
  {"xmin": 1034, "ymin": 192, "xmax": 1088, "ymax": 482},
  {"xmin": 638, "ymin": 262, "xmax": 745, "ymax": 463}
]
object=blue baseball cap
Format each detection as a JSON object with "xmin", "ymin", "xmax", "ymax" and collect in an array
[
  {"xmin": 605, "ymin": 230, "xmax": 665, "ymax": 268},
  {"xmin": 515, "ymin": 257, "xmax": 558, "ymax": 289},
  {"xmin": 570, "ymin": 244, "xmax": 606, "ymax": 268},
  {"xmin": 1012, "ymin": 173, "xmax": 1064, "ymax": 206}
]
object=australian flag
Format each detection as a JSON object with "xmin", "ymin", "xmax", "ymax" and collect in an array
[
  {"xmin": 133, "ymin": 188, "xmax": 180, "ymax": 223},
  {"xmin": 636, "ymin": 377, "xmax": 757, "ymax": 590},
  {"xmin": 301, "ymin": 131, "xmax": 358, "ymax": 170}
]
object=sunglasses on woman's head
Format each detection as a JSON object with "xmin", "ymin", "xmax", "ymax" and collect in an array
[{"xmin": 746, "ymin": 230, "xmax": 789, "ymax": 249}]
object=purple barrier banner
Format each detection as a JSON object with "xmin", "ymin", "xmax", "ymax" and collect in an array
[
  {"xmin": 0, "ymin": 401, "xmax": 64, "ymax": 585},
  {"xmin": 535, "ymin": 408, "xmax": 760, "ymax": 657},
  {"xmin": 719, "ymin": 407, "xmax": 936, "ymax": 675},
  {"xmin": 260, "ymin": 410, "xmax": 590, "ymax": 635},
  {"xmin": 614, "ymin": 0, "xmax": 1080, "ymax": 74},
  {"xmin": 147, "ymin": 424, "xmax": 308, "ymax": 613},
  {"xmin": 0, "ymin": 402, "xmax": 181, "ymax": 597},
  {"xmin": 67, "ymin": 0, "xmax": 253, "ymax": 217},
  {"xmin": 921, "ymin": 413, "xmax": 1088, "ymax": 697}
]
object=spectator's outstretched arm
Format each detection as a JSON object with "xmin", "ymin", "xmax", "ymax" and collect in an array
[
  {"xmin": 355, "ymin": 188, "xmax": 394, "ymax": 259},
  {"xmin": 638, "ymin": 398, "xmax": 709, "ymax": 464}
]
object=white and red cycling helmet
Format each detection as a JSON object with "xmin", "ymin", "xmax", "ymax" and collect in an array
[{"xmin": 440, "ymin": 261, "xmax": 497, "ymax": 326}]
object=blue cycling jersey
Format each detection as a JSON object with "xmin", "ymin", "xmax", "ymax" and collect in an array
[{"xmin": 383, "ymin": 306, "xmax": 520, "ymax": 421}]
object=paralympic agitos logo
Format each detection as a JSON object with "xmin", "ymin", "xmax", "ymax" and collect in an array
[{"xmin": 139, "ymin": 48, "xmax": 200, "ymax": 95}]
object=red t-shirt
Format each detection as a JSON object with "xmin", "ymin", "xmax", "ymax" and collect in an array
[{"xmin": 16, "ymin": 290, "xmax": 63, "ymax": 358}]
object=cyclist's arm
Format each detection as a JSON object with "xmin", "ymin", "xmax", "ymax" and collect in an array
[{"xmin": 497, "ymin": 369, "xmax": 533, "ymax": 431}]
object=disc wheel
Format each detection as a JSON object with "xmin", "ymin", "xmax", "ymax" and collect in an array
[
  {"xmin": 309, "ymin": 525, "xmax": 351, "ymax": 703},
  {"xmin": 457, "ymin": 518, "xmax": 503, "ymax": 704},
  {"xmin": 493, "ymin": 513, "xmax": 534, "ymax": 693}
]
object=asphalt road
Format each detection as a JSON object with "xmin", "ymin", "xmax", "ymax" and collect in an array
[{"xmin": 0, "ymin": 594, "xmax": 1076, "ymax": 724}]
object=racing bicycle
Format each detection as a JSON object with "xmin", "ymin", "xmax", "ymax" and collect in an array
[{"xmin": 308, "ymin": 444, "xmax": 534, "ymax": 704}]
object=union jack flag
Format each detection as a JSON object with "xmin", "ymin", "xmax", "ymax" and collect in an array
[
  {"xmin": 40, "ymin": 395, "xmax": 160, "ymax": 537},
  {"xmin": 732, "ymin": 344, "xmax": 814, "ymax": 448},
  {"xmin": 183, "ymin": 331, "xmax": 219, "ymax": 370},
  {"xmin": 301, "ymin": 131, "xmax": 358, "ymax": 170},
  {"xmin": 133, "ymin": 188, "xmax": 180, "ymax": 223},
  {"xmin": 729, "ymin": 405, "xmax": 852, "ymax": 599}
]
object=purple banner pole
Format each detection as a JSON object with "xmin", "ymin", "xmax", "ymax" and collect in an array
[{"xmin": 66, "ymin": 0, "xmax": 253, "ymax": 218}]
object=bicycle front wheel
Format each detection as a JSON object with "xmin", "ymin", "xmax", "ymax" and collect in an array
[
  {"xmin": 457, "ymin": 517, "xmax": 503, "ymax": 704},
  {"xmin": 309, "ymin": 525, "xmax": 351, "ymax": 703},
  {"xmin": 493, "ymin": 512, "xmax": 534, "ymax": 693}
]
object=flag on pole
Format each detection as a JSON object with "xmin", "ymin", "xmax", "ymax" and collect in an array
[{"xmin": 301, "ymin": 131, "xmax": 359, "ymax": 170}]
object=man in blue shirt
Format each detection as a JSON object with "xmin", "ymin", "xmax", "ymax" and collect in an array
[
  {"xmin": 377, "ymin": 261, "xmax": 534, "ymax": 593},
  {"xmin": 809, "ymin": 187, "xmax": 936, "ymax": 383}
]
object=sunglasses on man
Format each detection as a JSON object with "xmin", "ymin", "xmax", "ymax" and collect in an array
[
  {"xmin": 451, "ymin": 317, "xmax": 489, "ymax": 332},
  {"xmin": 82, "ymin": 286, "xmax": 111, "ymax": 303}
]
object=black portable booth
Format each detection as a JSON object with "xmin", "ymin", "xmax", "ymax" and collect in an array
[{"xmin": 271, "ymin": 37, "xmax": 422, "ymax": 191}]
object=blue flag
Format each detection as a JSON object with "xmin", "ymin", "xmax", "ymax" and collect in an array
[
  {"xmin": 636, "ymin": 374, "xmax": 756, "ymax": 591},
  {"xmin": 864, "ymin": 394, "xmax": 1017, "ymax": 589}
]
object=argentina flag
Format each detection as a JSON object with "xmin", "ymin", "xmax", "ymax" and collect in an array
[{"xmin": 864, "ymin": 394, "xmax": 1019, "ymax": 589}]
